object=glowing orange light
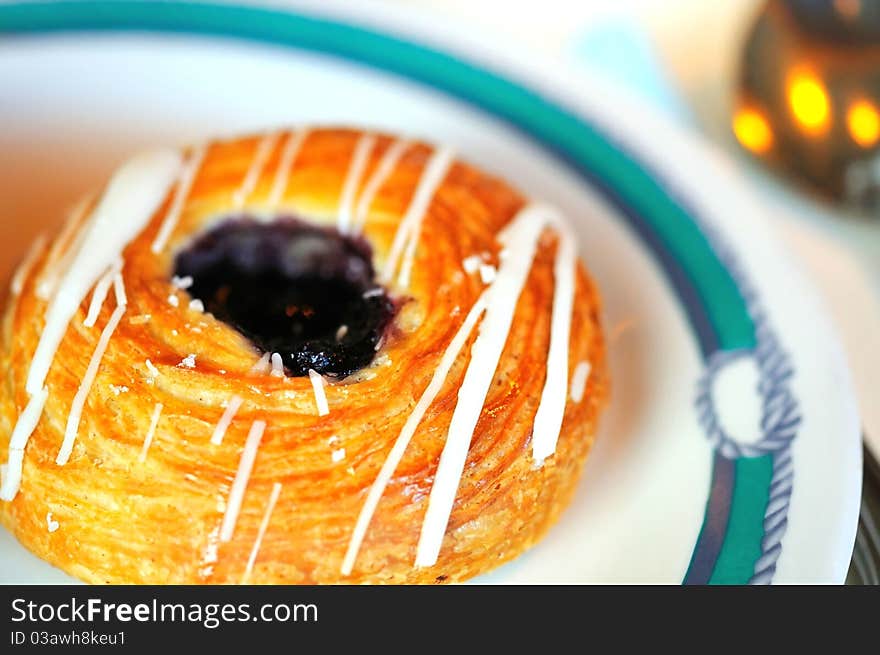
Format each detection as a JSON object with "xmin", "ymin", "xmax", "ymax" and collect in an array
[
  {"xmin": 834, "ymin": 0, "xmax": 861, "ymax": 20},
  {"xmin": 733, "ymin": 107, "xmax": 774, "ymax": 154},
  {"xmin": 847, "ymin": 99, "xmax": 880, "ymax": 148},
  {"xmin": 787, "ymin": 71, "xmax": 831, "ymax": 135}
]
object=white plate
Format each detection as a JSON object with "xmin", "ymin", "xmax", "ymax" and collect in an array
[{"xmin": 0, "ymin": 1, "xmax": 862, "ymax": 584}]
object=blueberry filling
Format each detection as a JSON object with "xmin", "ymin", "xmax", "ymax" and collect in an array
[{"xmin": 173, "ymin": 217, "xmax": 396, "ymax": 378}]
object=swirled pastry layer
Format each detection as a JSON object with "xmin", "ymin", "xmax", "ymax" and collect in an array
[{"xmin": 0, "ymin": 128, "xmax": 607, "ymax": 584}]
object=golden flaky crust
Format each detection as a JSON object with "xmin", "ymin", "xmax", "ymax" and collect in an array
[{"xmin": 0, "ymin": 128, "xmax": 608, "ymax": 584}]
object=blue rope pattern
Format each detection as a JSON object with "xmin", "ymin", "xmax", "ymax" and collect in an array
[{"xmin": 694, "ymin": 225, "xmax": 802, "ymax": 584}]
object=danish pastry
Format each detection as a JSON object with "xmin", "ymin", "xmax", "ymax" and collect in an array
[{"xmin": 0, "ymin": 127, "xmax": 607, "ymax": 584}]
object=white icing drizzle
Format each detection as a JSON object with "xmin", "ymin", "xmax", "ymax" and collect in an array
[
  {"xmin": 10, "ymin": 233, "xmax": 47, "ymax": 296},
  {"xmin": 531, "ymin": 226, "xmax": 577, "ymax": 464},
  {"xmin": 462, "ymin": 254, "xmax": 481, "ymax": 274},
  {"xmin": 83, "ymin": 258, "xmax": 122, "ymax": 328},
  {"xmin": 172, "ymin": 275, "xmax": 194, "ymax": 290},
  {"xmin": 36, "ymin": 197, "xmax": 91, "ymax": 300},
  {"xmin": 569, "ymin": 361, "xmax": 592, "ymax": 404},
  {"xmin": 211, "ymin": 395, "xmax": 244, "ymax": 445},
  {"xmin": 25, "ymin": 149, "xmax": 181, "ymax": 398},
  {"xmin": 56, "ymin": 273, "xmax": 128, "ymax": 466},
  {"xmin": 145, "ymin": 359, "xmax": 160, "ymax": 378},
  {"xmin": 308, "ymin": 369, "xmax": 329, "ymax": 416},
  {"xmin": 414, "ymin": 203, "xmax": 574, "ymax": 567},
  {"xmin": 7, "ymin": 388, "xmax": 49, "ymax": 452},
  {"xmin": 341, "ymin": 294, "xmax": 487, "ymax": 575},
  {"xmin": 138, "ymin": 402, "xmax": 164, "ymax": 463},
  {"xmin": 233, "ymin": 134, "xmax": 279, "ymax": 209},
  {"xmin": 249, "ymin": 352, "xmax": 272, "ymax": 375},
  {"xmin": 337, "ymin": 134, "xmax": 377, "ymax": 233},
  {"xmin": 112, "ymin": 270, "xmax": 128, "ymax": 307},
  {"xmin": 220, "ymin": 420, "xmax": 266, "ymax": 542},
  {"xmin": 267, "ymin": 129, "xmax": 309, "ymax": 208},
  {"xmin": 398, "ymin": 228, "xmax": 421, "ymax": 289},
  {"xmin": 351, "ymin": 139, "xmax": 411, "ymax": 233},
  {"xmin": 0, "ymin": 388, "xmax": 48, "ymax": 500},
  {"xmin": 0, "ymin": 454, "xmax": 22, "ymax": 501},
  {"xmin": 241, "ymin": 481, "xmax": 282, "ymax": 584},
  {"xmin": 269, "ymin": 353, "xmax": 285, "ymax": 378},
  {"xmin": 380, "ymin": 147, "xmax": 455, "ymax": 289},
  {"xmin": 151, "ymin": 146, "xmax": 206, "ymax": 254},
  {"xmin": 199, "ymin": 524, "xmax": 221, "ymax": 578}
]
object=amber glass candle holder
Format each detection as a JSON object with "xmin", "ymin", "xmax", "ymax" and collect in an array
[{"xmin": 734, "ymin": 0, "xmax": 880, "ymax": 210}]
